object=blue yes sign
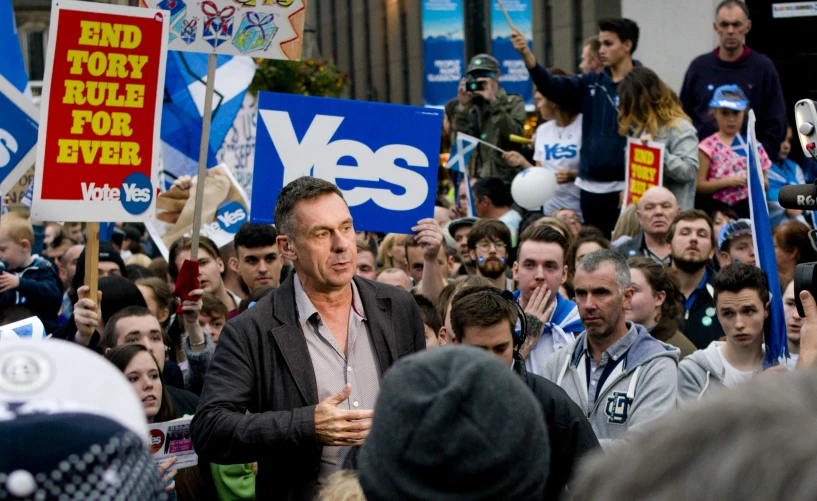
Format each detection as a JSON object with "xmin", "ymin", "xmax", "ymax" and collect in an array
[
  {"xmin": 251, "ymin": 93, "xmax": 443, "ymax": 234},
  {"xmin": 0, "ymin": 75, "xmax": 38, "ymax": 198}
]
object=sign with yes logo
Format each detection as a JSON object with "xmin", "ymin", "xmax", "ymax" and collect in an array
[
  {"xmin": 251, "ymin": 92, "xmax": 443, "ymax": 233},
  {"xmin": 0, "ymin": 75, "xmax": 38, "ymax": 200}
]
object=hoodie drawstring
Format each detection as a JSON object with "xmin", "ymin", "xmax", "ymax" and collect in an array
[{"xmin": 698, "ymin": 372, "xmax": 711, "ymax": 401}]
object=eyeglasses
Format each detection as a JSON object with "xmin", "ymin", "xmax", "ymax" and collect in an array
[{"xmin": 476, "ymin": 240, "xmax": 507, "ymax": 252}]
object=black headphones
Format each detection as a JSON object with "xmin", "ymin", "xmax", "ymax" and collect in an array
[{"xmin": 500, "ymin": 290, "xmax": 528, "ymax": 350}]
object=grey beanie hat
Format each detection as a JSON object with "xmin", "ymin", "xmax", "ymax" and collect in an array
[{"xmin": 358, "ymin": 346, "xmax": 549, "ymax": 501}]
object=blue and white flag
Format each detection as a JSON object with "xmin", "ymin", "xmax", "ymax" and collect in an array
[
  {"xmin": 445, "ymin": 132, "xmax": 479, "ymax": 173},
  {"xmin": 160, "ymin": 52, "xmax": 255, "ymax": 187},
  {"xmin": 445, "ymin": 133, "xmax": 479, "ymax": 217},
  {"xmin": 0, "ymin": 0, "xmax": 30, "ymax": 97},
  {"xmin": 747, "ymin": 110, "xmax": 788, "ymax": 365}
]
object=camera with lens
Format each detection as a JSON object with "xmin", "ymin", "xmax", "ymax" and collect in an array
[
  {"xmin": 789, "ymin": 100, "xmax": 817, "ymax": 316},
  {"xmin": 465, "ymin": 75, "xmax": 485, "ymax": 92}
]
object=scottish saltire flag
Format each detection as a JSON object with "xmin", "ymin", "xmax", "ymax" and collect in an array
[
  {"xmin": 747, "ymin": 110, "xmax": 788, "ymax": 365},
  {"xmin": 160, "ymin": 52, "xmax": 255, "ymax": 187},
  {"xmin": 445, "ymin": 133, "xmax": 479, "ymax": 216},
  {"xmin": 0, "ymin": 1, "xmax": 30, "ymax": 97},
  {"xmin": 445, "ymin": 133, "xmax": 480, "ymax": 173}
]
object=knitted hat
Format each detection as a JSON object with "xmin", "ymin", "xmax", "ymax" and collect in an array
[
  {"xmin": 0, "ymin": 339, "xmax": 166, "ymax": 500},
  {"xmin": 71, "ymin": 241, "xmax": 128, "ymax": 293},
  {"xmin": 358, "ymin": 346, "xmax": 549, "ymax": 501}
]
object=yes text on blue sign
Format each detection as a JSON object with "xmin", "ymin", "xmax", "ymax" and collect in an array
[
  {"xmin": 0, "ymin": 76, "xmax": 38, "ymax": 195},
  {"xmin": 251, "ymin": 93, "xmax": 443, "ymax": 234}
]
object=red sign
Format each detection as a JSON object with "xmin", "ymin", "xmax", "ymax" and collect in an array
[
  {"xmin": 33, "ymin": 1, "xmax": 167, "ymax": 222},
  {"xmin": 623, "ymin": 138, "xmax": 664, "ymax": 207}
]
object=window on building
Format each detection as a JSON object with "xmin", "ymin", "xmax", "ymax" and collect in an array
[{"xmin": 25, "ymin": 30, "xmax": 46, "ymax": 82}]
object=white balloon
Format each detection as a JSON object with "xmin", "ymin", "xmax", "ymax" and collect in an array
[{"xmin": 511, "ymin": 168, "xmax": 557, "ymax": 210}]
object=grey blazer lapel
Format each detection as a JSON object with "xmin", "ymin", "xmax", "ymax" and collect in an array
[
  {"xmin": 354, "ymin": 277, "xmax": 397, "ymax": 371},
  {"xmin": 269, "ymin": 274, "xmax": 319, "ymax": 405}
]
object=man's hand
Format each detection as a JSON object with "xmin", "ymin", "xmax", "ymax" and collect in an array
[
  {"xmin": 74, "ymin": 285, "xmax": 102, "ymax": 345},
  {"xmin": 503, "ymin": 151, "xmax": 532, "ymax": 168},
  {"xmin": 457, "ymin": 78, "xmax": 472, "ymax": 107},
  {"xmin": 0, "ymin": 272, "xmax": 20, "ymax": 293},
  {"xmin": 474, "ymin": 78, "xmax": 498, "ymax": 104},
  {"xmin": 555, "ymin": 169, "xmax": 577, "ymax": 184},
  {"xmin": 511, "ymin": 29, "xmax": 537, "ymax": 68},
  {"xmin": 797, "ymin": 290, "xmax": 817, "ymax": 369},
  {"xmin": 519, "ymin": 287, "xmax": 556, "ymax": 359},
  {"xmin": 412, "ymin": 218, "xmax": 444, "ymax": 260},
  {"xmin": 314, "ymin": 384, "xmax": 374, "ymax": 446},
  {"xmin": 449, "ymin": 205, "xmax": 466, "ymax": 220}
]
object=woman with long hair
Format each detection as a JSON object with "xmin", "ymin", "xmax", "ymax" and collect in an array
[
  {"xmin": 618, "ymin": 67, "xmax": 699, "ymax": 211},
  {"xmin": 504, "ymin": 68, "xmax": 583, "ymax": 220},
  {"xmin": 773, "ymin": 221, "xmax": 817, "ymax": 290},
  {"xmin": 626, "ymin": 257, "xmax": 697, "ymax": 359},
  {"xmin": 106, "ymin": 344, "xmax": 219, "ymax": 501}
]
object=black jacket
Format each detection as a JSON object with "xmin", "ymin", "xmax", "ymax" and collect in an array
[
  {"xmin": 190, "ymin": 274, "xmax": 426, "ymax": 501},
  {"xmin": 514, "ymin": 352, "xmax": 600, "ymax": 498},
  {"xmin": 681, "ymin": 267, "xmax": 724, "ymax": 349}
]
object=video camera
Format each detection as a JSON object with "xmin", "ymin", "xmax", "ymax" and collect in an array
[{"xmin": 784, "ymin": 100, "xmax": 817, "ymax": 316}]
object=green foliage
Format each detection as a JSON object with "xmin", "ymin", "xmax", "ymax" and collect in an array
[{"xmin": 250, "ymin": 58, "xmax": 349, "ymax": 97}]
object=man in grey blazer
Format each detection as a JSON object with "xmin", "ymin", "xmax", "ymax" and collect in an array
[{"xmin": 191, "ymin": 177, "xmax": 427, "ymax": 500}]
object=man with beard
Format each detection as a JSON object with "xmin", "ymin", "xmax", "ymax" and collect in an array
[
  {"xmin": 467, "ymin": 219, "xmax": 513, "ymax": 290},
  {"xmin": 616, "ymin": 187, "xmax": 680, "ymax": 266},
  {"xmin": 668, "ymin": 210, "xmax": 723, "ymax": 349}
]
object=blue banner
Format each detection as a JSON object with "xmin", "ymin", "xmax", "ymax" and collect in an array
[
  {"xmin": 251, "ymin": 93, "xmax": 443, "ymax": 234},
  {"xmin": 491, "ymin": 0, "xmax": 533, "ymax": 105},
  {"xmin": 0, "ymin": 76, "xmax": 38, "ymax": 196},
  {"xmin": 422, "ymin": 0, "xmax": 465, "ymax": 107}
]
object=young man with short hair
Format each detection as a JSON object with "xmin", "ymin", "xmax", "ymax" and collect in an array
[
  {"xmin": 229, "ymin": 223, "xmax": 284, "ymax": 293},
  {"xmin": 579, "ymin": 36, "xmax": 603, "ymax": 74},
  {"xmin": 717, "ymin": 219, "xmax": 755, "ymax": 266},
  {"xmin": 103, "ymin": 306, "xmax": 201, "ymax": 414},
  {"xmin": 678, "ymin": 263, "xmax": 769, "ymax": 402},
  {"xmin": 472, "ymin": 177, "xmax": 522, "ymax": 245},
  {"xmin": 467, "ymin": 219, "xmax": 513, "ymax": 290},
  {"xmin": 355, "ymin": 241, "xmax": 378, "ymax": 281},
  {"xmin": 449, "ymin": 285, "xmax": 599, "ymax": 499},
  {"xmin": 668, "ymin": 210, "xmax": 723, "ymax": 348},
  {"xmin": 541, "ymin": 249, "xmax": 679, "ymax": 448},
  {"xmin": 513, "ymin": 18, "xmax": 641, "ymax": 237},
  {"xmin": 513, "ymin": 225, "xmax": 583, "ymax": 375}
]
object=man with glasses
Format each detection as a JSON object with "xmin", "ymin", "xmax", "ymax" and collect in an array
[
  {"xmin": 680, "ymin": 0, "xmax": 786, "ymax": 161},
  {"xmin": 467, "ymin": 219, "xmax": 513, "ymax": 291}
]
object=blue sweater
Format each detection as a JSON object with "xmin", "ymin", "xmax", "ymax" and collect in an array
[
  {"xmin": 680, "ymin": 49, "xmax": 787, "ymax": 162},
  {"xmin": 0, "ymin": 256, "xmax": 63, "ymax": 333},
  {"xmin": 528, "ymin": 64, "xmax": 628, "ymax": 183}
]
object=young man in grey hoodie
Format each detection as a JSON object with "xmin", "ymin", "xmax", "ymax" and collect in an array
[
  {"xmin": 541, "ymin": 249, "xmax": 679, "ymax": 449},
  {"xmin": 678, "ymin": 263, "xmax": 772, "ymax": 403}
]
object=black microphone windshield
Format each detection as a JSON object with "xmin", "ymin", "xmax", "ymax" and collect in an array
[{"xmin": 778, "ymin": 184, "xmax": 817, "ymax": 210}]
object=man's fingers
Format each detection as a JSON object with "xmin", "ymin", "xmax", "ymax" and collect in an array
[
  {"xmin": 800, "ymin": 290, "xmax": 817, "ymax": 318},
  {"xmin": 324, "ymin": 383, "xmax": 352, "ymax": 406},
  {"xmin": 337, "ymin": 409, "xmax": 374, "ymax": 421}
]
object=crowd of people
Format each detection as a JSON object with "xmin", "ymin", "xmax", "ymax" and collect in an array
[{"xmin": 5, "ymin": 0, "xmax": 817, "ymax": 500}]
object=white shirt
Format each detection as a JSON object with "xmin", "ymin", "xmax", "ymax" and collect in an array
[
  {"xmin": 717, "ymin": 346, "xmax": 759, "ymax": 388},
  {"xmin": 533, "ymin": 115, "xmax": 583, "ymax": 219},
  {"xmin": 498, "ymin": 209, "xmax": 522, "ymax": 246}
]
